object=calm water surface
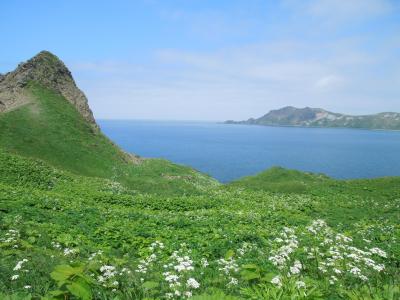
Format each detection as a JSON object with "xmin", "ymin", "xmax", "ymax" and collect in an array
[{"xmin": 99, "ymin": 120, "xmax": 400, "ymax": 182}]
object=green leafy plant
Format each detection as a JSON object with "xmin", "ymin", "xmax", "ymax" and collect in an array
[{"xmin": 46, "ymin": 264, "xmax": 92, "ymax": 300}]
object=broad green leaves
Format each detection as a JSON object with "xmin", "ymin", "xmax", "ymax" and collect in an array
[
  {"xmin": 48, "ymin": 264, "xmax": 92, "ymax": 300},
  {"xmin": 50, "ymin": 265, "xmax": 84, "ymax": 283}
]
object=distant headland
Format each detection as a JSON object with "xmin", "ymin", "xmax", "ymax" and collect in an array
[{"xmin": 225, "ymin": 106, "xmax": 400, "ymax": 130}]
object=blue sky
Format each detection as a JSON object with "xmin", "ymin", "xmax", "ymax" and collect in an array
[{"xmin": 1, "ymin": 0, "xmax": 399, "ymax": 120}]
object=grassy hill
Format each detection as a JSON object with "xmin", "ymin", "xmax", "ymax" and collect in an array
[
  {"xmin": 0, "ymin": 54, "xmax": 217, "ymax": 195},
  {"xmin": 228, "ymin": 167, "xmax": 330, "ymax": 193},
  {"xmin": 229, "ymin": 166, "xmax": 400, "ymax": 198}
]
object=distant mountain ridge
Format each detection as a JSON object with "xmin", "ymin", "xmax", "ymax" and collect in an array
[{"xmin": 225, "ymin": 106, "xmax": 400, "ymax": 130}]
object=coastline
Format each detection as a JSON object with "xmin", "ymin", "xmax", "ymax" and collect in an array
[{"xmin": 222, "ymin": 121, "xmax": 400, "ymax": 132}]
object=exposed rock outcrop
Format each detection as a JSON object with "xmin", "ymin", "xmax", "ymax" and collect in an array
[{"xmin": 0, "ymin": 51, "xmax": 97, "ymax": 127}]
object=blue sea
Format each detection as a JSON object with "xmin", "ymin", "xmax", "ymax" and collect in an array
[{"xmin": 99, "ymin": 120, "xmax": 400, "ymax": 183}]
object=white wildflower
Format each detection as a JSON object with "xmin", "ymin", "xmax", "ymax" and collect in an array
[
  {"xmin": 218, "ymin": 258, "xmax": 239, "ymax": 275},
  {"xmin": 186, "ymin": 278, "xmax": 200, "ymax": 289},
  {"xmin": 290, "ymin": 260, "xmax": 302, "ymax": 275},
  {"xmin": 349, "ymin": 267, "xmax": 361, "ymax": 275},
  {"xmin": 271, "ymin": 275, "xmax": 282, "ymax": 288},
  {"xmin": 63, "ymin": 248, "xmax": 76, "ymax": 256},
  {"xmin": 13, "ymin": 259, "xmax": 28, "ymax": 271},
  {"xmin": 333, "ymin": 268, "xmax": 342, "ymax": 274},
  {"xmin": 11, "ymin": 274, "xmax": 19, "ymax": 280},
  {"xmin": 184, "ymin": 291, "xmax": 193, "ymax": 297},
  {"xmin": 296, "ymin": 280, "xmax": 306, "ymax": 289},
  {"xmin": 201, "ymin": 258, "xmax": 209, "ymax": 267},
  {"xmin": 228, "ymin": 277, "xmax": 238, "ymax": 286},
  {"xmin": 370, "ymin": 247, "xmax": 387, "ymax": 258}
]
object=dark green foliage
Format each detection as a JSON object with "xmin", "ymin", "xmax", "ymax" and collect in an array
[{"xmin": 0, "ymin": 150, "xmax": 399, "ymax": 299}]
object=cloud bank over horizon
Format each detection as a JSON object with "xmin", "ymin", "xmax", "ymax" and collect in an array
[{"xmin": 1, "ymin": 0, "xmax": 399, "ymax": 120}]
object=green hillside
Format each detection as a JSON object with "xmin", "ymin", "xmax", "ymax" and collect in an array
[
  {"xmin": 229, "ymin": 166, "xmax": 400, "ymax": 197},
  {"xmin": 0, "ymin": 149, "xmax": 399, "ymax": 299},
  {"xmin": 0, "ymin": 81, "xmax": 217, "ymax": 195},
  {"xmin": 228, "ymin": 167, "xmax": 330, "ymax": 193}
]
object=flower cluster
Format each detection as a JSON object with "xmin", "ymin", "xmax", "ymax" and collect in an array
[
  {"xmin": 63, "ymin": 248, "xmax": 77, "ymax": 256},
  {"xmin": 97, "ymin": 265, "xmax": 119, "ymax": 290},
  {"xmin": 218, "ymin": 257, "xmax": 239, "ymax": 287},
  {"xmin": 304, "ymin": 219, "xmax": 387, "ymax": 285},
  {"xmin": 10, "ymin": 258, "xmax": 29, "ymax": 281},
  {"xmin": 267, "ymin": 227, "xmax": 308, "ymax": 292},
  {"xmin": 136, "ymin": 241, "xmax": 164, "ymax": 276},
  {"xmin": 162, "ymin": 246, "xmax": 200, "ymax": 298},
  {"xmin": 1, "ymin": 229, "xmax": 20, "ymax": 248},
  {"xmin": 271, "ymin": 275, "xmax": 282, "ymax": 288},
  {"xmin": 51, "ymin": 241, "xmax": 77, "ymax": 257},
  {"xmin": 51, "ymin": 241, "xmax": 62, "ymax": 249},
  {"xmin": 268, "ymin": 227, "xmax": 299, "ymax": 270},
  {"xmin": 149, "ymin": 240, "xmax": 165, "ymax": 251}
]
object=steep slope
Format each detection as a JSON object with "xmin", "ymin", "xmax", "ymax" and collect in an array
[
  {"xmin": 226, "ymin": 106, "xmax": 400, "ymax": 130},
  {"xmin": 0, "ymin": 51, "xmax": 218, "ymax": 195}
]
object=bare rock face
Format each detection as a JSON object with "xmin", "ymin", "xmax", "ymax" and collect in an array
[{"xmin": 0, "ymin": 51, "xmax": 97, "ymax": 127}]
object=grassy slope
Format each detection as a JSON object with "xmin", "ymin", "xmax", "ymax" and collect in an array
[
  {"xmin": 228, "ymin": 167, "xmax": 330, "ymax": 193},
  {"xmin": 229, "ymin": 167, "xmax": 400, "ymax": 226},
  {"xmin": 0, "ymin": 83, "xmax": 218, "ymax": 195},
  {"xmin": 0, "ymin": 149, "xmax": 399, "ymax": 299},
  {"xmin": 229, "ymin": 166, "xmax": 400, "ymax": 197}
]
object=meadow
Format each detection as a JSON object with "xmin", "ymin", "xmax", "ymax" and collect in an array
[{"xmin": 1, "ymin": 150, "xmax": 399, "ymax": 299}]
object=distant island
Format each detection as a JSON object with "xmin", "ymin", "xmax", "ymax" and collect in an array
[{"xmin": 225, "ymin": 106, "xmax": 400, "ymax": 130}]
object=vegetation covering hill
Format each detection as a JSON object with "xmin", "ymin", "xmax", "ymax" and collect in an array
[
  {"xmin": 0, "ymin": 51, "xmax": 217, "ymax": 195},
  {"xmin": 0, "ymin": 52, "xmax": 399, "ymax": 299},
  {"xmin": 225, "ymin": 106, "xmax": 400, "ymax": 130},
  {"xmin": 1, "ymin": 150, "xmax": 399, "ymax": 299}
]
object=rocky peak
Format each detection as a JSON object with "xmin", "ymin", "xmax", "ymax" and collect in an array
[
  {"xmin": 13, "ymin": 51, "xmax": 73, "ymax": 86},
  {"xmin": 0, "ymin": 51, "xmax": 97, "ymax": 127}
]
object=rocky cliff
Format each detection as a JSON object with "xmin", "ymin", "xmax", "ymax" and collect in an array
[{"xmin": 0, "ymin": 51, "xmax": 97, "ymax": 127}]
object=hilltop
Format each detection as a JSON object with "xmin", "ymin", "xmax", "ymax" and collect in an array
[
  {"xmin": 0, "ymin": 51, "xmax": 96, "ymax": 126},
  {"xmin": 226, "ymin": 106, "xmax": 400, "ymax": 130}
]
